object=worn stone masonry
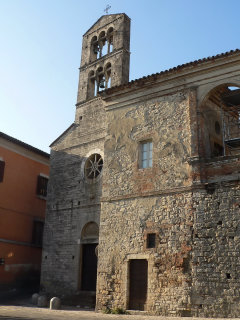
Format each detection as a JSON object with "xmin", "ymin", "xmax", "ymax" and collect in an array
[
  {"xmin": 41, "ymin": 13, "xmax": 130, "ymax": 304},
  {"xmin": 41, "ymin": 12, "xmax": 240, "ymax": 317},
  {"xmin": 192, "ymin": 183, "xmax": 240, "ymax": 317}
]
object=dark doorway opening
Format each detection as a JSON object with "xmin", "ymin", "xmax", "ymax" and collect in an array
[
  {"xmin": 81, "ymin": 243, "xmax": 97, "ymax": 291},
  {"xmin": 129, "ymin": 259, "xmax": 148, "ymax": 310}
]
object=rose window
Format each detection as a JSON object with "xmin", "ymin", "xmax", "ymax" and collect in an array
[{"xmin": 84, "ymin": 153, "xmax": 103, "ymax": 179}]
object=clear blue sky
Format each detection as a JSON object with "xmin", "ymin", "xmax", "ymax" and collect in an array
[{"xmin": 1, "ymin": 0, "xmax": 239, "ymax": 153}]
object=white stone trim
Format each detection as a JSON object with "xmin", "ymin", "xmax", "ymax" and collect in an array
[
  {"xmin": 39, "ymin": 173, "xmax": 49, "ymax": 179},
  {"xmin": 126, "ymin": 253, "xmax": 150, "ymax": 260}
]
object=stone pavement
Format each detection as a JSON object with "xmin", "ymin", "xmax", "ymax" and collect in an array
[
  {"xmin": 0, "ymin": 304, "xmax": 234, "ymax": 320},
  {"xmin": 0, "ymin": 297, "xmax": 234, "ymax": 320}
]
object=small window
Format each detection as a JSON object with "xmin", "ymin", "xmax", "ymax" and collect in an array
[
  {"xmin": 140, "ymin": 141, "xmax": 152, "ymax": 168},
  {"xmin": 32, "ymin": 220, "xmax": 44, "ymax": 247},
  {"xmin": 213, "ymin": 142, "xmax": 223, "ymax": 157},
  {"xmin": 0, "ymin": 160, "xmax": 5, "ymax": 182},
  {"xmin": 147, "ymin": 233, "xmax": 156, "ymax": 248},
  {"xmin": 36, "ymin": 175, "xmax": 48, "ymax": 197}
]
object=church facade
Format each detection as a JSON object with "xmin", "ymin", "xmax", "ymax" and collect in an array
[{"xmin": 41, "ymin": 13, "xmax": 240, "ymax": 317}]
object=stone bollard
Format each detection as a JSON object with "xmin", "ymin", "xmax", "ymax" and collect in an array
[
  {"xmin": 37, "ymin": 295, "xmax": 48, "ymax": 307},
  {"xmin": 50, "ymin": 297, "xmax": 61, "ymax": 310},
  {"xmin": 31, "ymin": 293, "xmax": 39, "ymax": 305}
]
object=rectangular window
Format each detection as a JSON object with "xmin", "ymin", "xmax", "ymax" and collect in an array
[
  {"xmin": 36, "ymin": 175, "xmax": 48, "ymax": 197},
  {"xmin": 147, "ymin": 233, "xmax": 156, "ymax": 248},
  {"xmin": 140, "ymin": 141, "xmax": 152, "ymax": 168},
  {"xmin": 0, "ymin": 160, "xmax": 5, "ymax": 182},
  {"xmin": 32, "ymin": 220, "xmax": 44, "ymax": 247}
]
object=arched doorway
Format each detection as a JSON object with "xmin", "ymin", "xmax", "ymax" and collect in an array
[
  {"xmin": 80, "ymin": 222, "xmax": 99, "ymax": 291},
  {"xmin": 199, "ymin": 84, "xmax": 240, "ymax": 158}
]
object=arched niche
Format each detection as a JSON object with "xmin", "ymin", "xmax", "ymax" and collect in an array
[
  {"xmin": 81, "ymin": 221, "xmax": 99, "ymax": 244},
  {"xmin": 199, "ymin": 83, "xmax": 240, "ymax": 158}
]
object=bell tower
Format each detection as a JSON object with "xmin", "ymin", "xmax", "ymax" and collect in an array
[{"xmin": 76, "ymin": 14, "xmax": 130, "ymax": 105}]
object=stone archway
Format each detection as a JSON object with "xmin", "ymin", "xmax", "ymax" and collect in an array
[{"xmin": 198, "ymin": 83, "xmax": 240, "ymax": 158}]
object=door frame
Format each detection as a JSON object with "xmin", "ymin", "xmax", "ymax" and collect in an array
[
  {"xmin": 124, "ymin": 254, "xmax": 151, "ymax": 311},
  {"xmin": 78, "ymin": 240, "xmax": 98, "ymax": 291}
]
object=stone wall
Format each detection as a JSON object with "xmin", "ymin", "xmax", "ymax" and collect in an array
[
  {"xmin": 102, "ymin": 90, "xmax": 193, "ymax": 201},
  {"xmin": 41, "ymin": 13, "xmax": 131, "ymax": 299},
  {"xmin": 97, "ymin": 90, "xmax": 195, "ymax": 314},
  {"xmin": 97, "ymin": 193, "xmax": 193, "ymax": 315},
  {"xmin": 192, "ymin": 182, "xmax": 240, "ymax": 317},
  {"xmin": 77, "ymin": 14, "xmax": 130, "ymax": 104},
  {"xmin": 41, "ymin": 12, "xmax": 240, "ymax": 315},
  {"xmin": 41, "ymin": 98, "xmax": 105, "ymax": 295}
]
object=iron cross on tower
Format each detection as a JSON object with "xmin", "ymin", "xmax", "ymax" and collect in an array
[{"xmin": 104, "ymin": 4, "xmax": 111, "ymax": 14}]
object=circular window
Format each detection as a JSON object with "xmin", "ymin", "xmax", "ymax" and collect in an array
[
  {"xmin": 84, "ymin": 153, "xmax": 103, "ymax": 179},
  {"xmin": 215, "ymin": 121, "xmax": 221, "ymax": 135}
]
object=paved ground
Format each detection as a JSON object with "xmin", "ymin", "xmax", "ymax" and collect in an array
[
  {"xmin": 0, "ymin": 297, "xmax": 235, "ymax": 320},
  {"xmin": 0, "ymin": 304, "xmax": 235, "ymax": 320}
]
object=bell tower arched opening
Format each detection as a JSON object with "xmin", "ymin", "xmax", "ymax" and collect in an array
[
  {"xmin": 98, "ymin": 31, "xmax": 107, "ymax": 58},
  {"xmin": 76, "ymin": 14, "xmax": 130, "ymax": 104},
  {"xmin": 90, "ymin": 36, "xmax": 98, "ymax": 62},
  {"xmin": 105, "ymin": 62, "xmax": 111, "ymax": 89},
  {"xmin": 107, "ymin": 27, "xmax": 114, "ymax": 53},
  {"xmin": 96, "ymin": 67, "xmax": 105, "ymax": 93}
]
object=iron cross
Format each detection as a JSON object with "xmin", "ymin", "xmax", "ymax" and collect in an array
[{"xmin": 104, "ymin": 4, "xmax": 111, "ymax": 14}]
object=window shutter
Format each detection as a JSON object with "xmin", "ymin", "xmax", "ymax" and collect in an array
[
  {"xmin": 0, "ymin": 161, "xmax": 5, "ymax": 182},
  {"xmin": 36, "ymin": 175, "xmax": 48, "ymax": 197},
  {"xmin": 32, "ymin": 221, "xmax": 44, "ymax": 246},
  {"xmin": 36, "ymin": 175, "xmax": 41, "ymax": 195}
]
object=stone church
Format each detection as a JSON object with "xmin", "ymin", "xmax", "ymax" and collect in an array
[{"xmin": 41, "ymin": 13, "xmax": 240, "ymax": 317}]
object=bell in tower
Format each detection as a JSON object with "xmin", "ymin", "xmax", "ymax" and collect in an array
[{"xmin": 76, "ymin": 13, "xmax": 131, "ymax": 105}]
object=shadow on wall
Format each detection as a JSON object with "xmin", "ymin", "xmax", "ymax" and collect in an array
[
  {"xmin": 0, "ymin": 269, "xmax": 40, "ymax": 303},
  {"xmin": 47, "ymin": 150, "xmax": 103, "ymax": 205},
  {"xmin": 40, "ymin": 149, "xmax": 103, "ymax": 296}
]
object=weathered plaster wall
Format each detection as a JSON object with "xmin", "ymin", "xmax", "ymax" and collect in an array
[
  {"xmin": 102, "ymin": 90, "xmax": 193, "ymax": 201},
  {"xmin": 97, "ymin": 90, "xmax": 194, "ymax": 314}
]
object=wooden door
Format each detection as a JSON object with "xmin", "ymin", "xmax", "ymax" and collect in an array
[
  {"xmin": 129, "ymin": 259, "xmax": 148, "ymax": 310},
  {"xmin": 81, "ymin": 244, "xmax": 97, "ymax": 291}
]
